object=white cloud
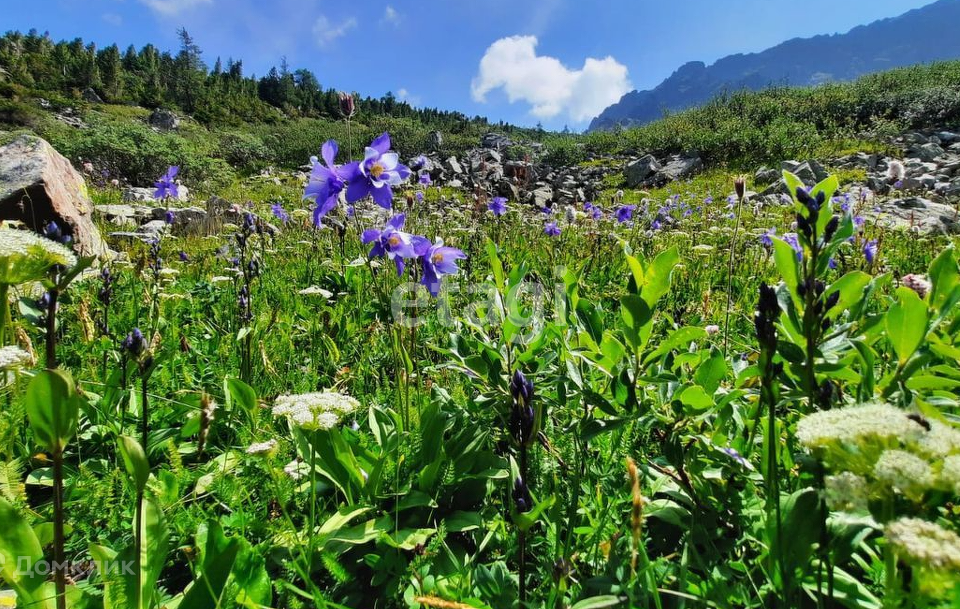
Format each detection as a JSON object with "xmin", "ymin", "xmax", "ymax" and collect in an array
[
  {"xmin": 397, "ymin": 88, "xmax": 409, "ymax": 98},
  {"xmin": 471, "ymin": 35, "xmax": 631, "ymax": 123},
  {"xmin": 102, "ymin": 12, "xmax": 124, "ymax": 26},
  {"xmin": 396, "ymin": 88, "xmax": 421, "ymax": 106},
  {"xmin": 138, "ymin": 0, "xmax": 212, "ymax": 16},
  {"xmin": 382, "ymin": 5, "xmax": 400, "ymax": 26},
  {"xmin": 312, "ymin": 15, "xmax": 357, "ymax": 46}
]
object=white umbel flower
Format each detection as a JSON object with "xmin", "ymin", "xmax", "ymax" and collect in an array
[
  {"xmin": 824, "ymin": 472, "xmax": 869, "ymax": 512},
  {"xmin": 0, "ymin": 346, "xmax": 32, "ymax": 370},
  {"xmin": 885, "ymin": 517, "xmax": 960, "ymax": 571},
  {"xmin": 940, "ymin": 455, "xmax": 960, "ymax": 495},
  {"xmin": 245, "ymin": 439, "xmax": 278, "ymax": 456},
  {"xmin": 915, "ymin": 420, "xmax": 960, "ymax": 459},
  {"xmin": 0, "ymin": 227, "xmax": 76, "ymax": 285},
  {"xmin": 272, "ymin": 391, "xmax": 361, "ymax": 430},
  {"xmin": 796, "ymin": 403, "xmax": 925, "ymax": 450},
  {"xmin": 874, "ymin": 449, "xmax": 933, "ymax": 497}
]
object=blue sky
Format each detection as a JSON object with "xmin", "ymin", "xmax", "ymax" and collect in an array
[{"xmin": 1, "ymin": 0, "xmax": 937, "ymax": 129}]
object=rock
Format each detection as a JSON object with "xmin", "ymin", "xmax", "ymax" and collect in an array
[
  {"xmin": 149, "ymin": 108, "xmax": 180, "ymax": 131},
  {"xmin": 94, "ymin": 204, "xmax": 153, "ymax": 227},
  {"xmin": 123, "ymin": 186, "xmax": 189, "ymax": 203},
  {"xmin": 624, "ymin": 154, "xmax": 661, "ymax": 187},
  {"xmin": 754, "ymin": 166, "xmax": 780, "ymax": 185},
  {"xmin": 0, "ymin": 134, "xmax": 108, "ymax": 256},
  {"xmin": 531, "ymin": 185, "xmax": 554, "ymax": 207},
  {"xmin": 428, "ymin": 131, "xmax": 443, "ymax": 151},
  {"xmin": 869, "ymin": 197, "xmax": 960, "ymax": 234},
  {"xmin": 759, "ymin": 179, "xmax": 789, "ymax": 197},
  {"xmin": 482, "ymin": 133, "xmax": 513, "ymax": 149},
  {"xmin": 447, "ymin": 179, "xmax": 463, "ymax": 189},
  {"xmin": 782, "ymin": 160, "xmax": 826, "ymax": 185},
  {"xmin": 445, "ymin": 156, "xmax": 464, "ymax": 175},
  {"xmin": 936, "ymin": 131, "xmax": 960, "ymax": 144},
  {"xmin": 909, "ymin": 142, "xmax": 945, "ymax": 162},
  {"xmin": 152, "ymin": 206, "xmax": 208, "ymax": 236},
  {"xmin": 82, "ymin": 88, "xmax": 103, "ymax": 103},
  {"xmin": 660, "ymin": 154, "xmax": 703, "ymax": 181}
]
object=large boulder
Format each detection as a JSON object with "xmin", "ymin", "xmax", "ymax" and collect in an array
[
  {"xmin": 0, "ymin": 135, "xmax": 108, "ymax": 256},
  {"xmin": 149, "ymin": 108, "xmax": 180, "ymax": 131},
  {"xmin": 624, "ymin": 154, "xmax": 661, "ymax": 187},
  {"xmin": 660, "ymin": 154, "xmax": 703, "ymax": 181},
  {"xmin": 481, "ymin": 133, "xmax": 513, "ymax": 149},
  {"xmin": 869, "ymin": 197, "xmax": 960, "ymax": 234}
]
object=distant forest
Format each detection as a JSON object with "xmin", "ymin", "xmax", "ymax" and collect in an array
[{"xmin": 0, "ymin": 28, "xmax": 512, "ymax": 131}]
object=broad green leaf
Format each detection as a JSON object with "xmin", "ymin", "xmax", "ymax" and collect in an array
[
  {"xmin": 772, "ymin": 238, "xmax": 801, "ymax": 294},
  {"xmin": 177, "ymin": 521, "xmax": 241, "ymax": 609},
  {"xmin": 0, "ymin": 498, "xmax": 48, "ymax": 608},
  {"xmin": 886, "ymin": 287, "xmax": 929, "ymax": 365},
  {"xmin": 571, "ymin": 596, "xmax": 627, "ymax": 609},
  {"xmin": 118, "ymin": 436, "xmax": 150, "ymax": 494},
  {"xmin": 25, "ymin": 369, "xmax": 80, "ymax": 453},
  {"xmin": 641, "ymin": 246, "xmax": 680, "ymax": 308},
  {"xmin": 825, "ymin": 271, "xmax": 871, "ymax": 318}
]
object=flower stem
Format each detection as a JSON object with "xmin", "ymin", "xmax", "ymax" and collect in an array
[{"xmin": 52, "ymin": 448, "xmax": 67, "ymax": 609}]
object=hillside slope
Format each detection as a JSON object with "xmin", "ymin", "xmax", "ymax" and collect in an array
[{"xmin": 588, "ymin": 0, "xmax": 960, "ymax": 131}]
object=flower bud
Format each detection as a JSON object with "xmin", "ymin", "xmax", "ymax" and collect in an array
[
  {"xmin": 338, "ymin": 91, "xmax": 356, "ymax": 118},
  {"xmin": 512, "ymin": 476, "xmax": 532, "ymax": 513},
  {"xmin": 734, "ymin": 176, "xmax": 746, "ymax": 200}
]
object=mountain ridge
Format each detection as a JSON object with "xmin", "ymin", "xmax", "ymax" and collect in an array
[{"xmin": 588, "ymin": 0, "xmax": 960, "ymax": 132}]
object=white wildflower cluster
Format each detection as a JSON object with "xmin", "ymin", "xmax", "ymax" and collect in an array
[
  {"xmin": 885, "ymin": 518, "xmax": 960, "ymax": 572},
  {"xmin": 245, "ymin": 439, "xmax": 278, "ymax": 456},
  {"xmin": 0, "ymin": 227, "xmax": 76, "ymax": 285},
  {"xmin": 795, "ymin": 402, "xmax": 925, "ymax": 451},
  {"xmin": 0, "ymin": 346, "xmax": 33, "ymax": 370},
  {"xmin": 824, "ymin": 472, "xmax": 869, "ymax": 512},
  {"xmin": 873, "ymin": 450, "xmax": 933, "ymax": 499},
  {"xmin": 283, "ymin": 458, "xmax": 309, "ymax": 480},
  {"xmin": 272, "ymin": 391, "xmax": 361, "ymax": 431},
  {"xmin": 798, "ymin": 403, "xmax": 960, "ymax": 507},
  {"xmin": 941, "ymin": 455, "xmax": 960, "ymax": 495},
  {"xmin": 915, "ymin": 420, "xmax": 960, "ymax": 459}
]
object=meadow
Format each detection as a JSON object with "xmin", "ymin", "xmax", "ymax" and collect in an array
[{"xmin": 2, "ymin": 123, "xmax": 960, "ymax": 609}]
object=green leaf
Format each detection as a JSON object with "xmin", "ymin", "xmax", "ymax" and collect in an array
[
  {"xmin": 772, "ymin": 238, "xmax": 801, "ymax": 294},
  {"xmin": 620, "ymin": 294, "xmax": 652, "ymax": 352},
  {"xmin": 927, "ymin": 244, "xmax": 959, "ymax": 312},
  {"xmin": 118, "ymin": 436, "xmax": 150, "ymax": 494},
  {"xmin": 825, "ymin": 271, "xmax": 872, "ymax": 318},
  {"xmin": 771, "ymin": 488, "xmax": 820, "ymax": 584},
  {"xmin": 570, "ymin": 595, "xmax": 627, "ymax": 609},
  {"xmin": 485, "ymin": 238, "xmax": 505, "ymax": 291},
  {"xmin": 25, "ymin": 369, "xmax": 80, "ymax": 453},
  {"xmin": 177, "ymin": 521, "xmax": 241, "ymax": 609},
  {"xmin": 641, "ymin": 247, "xmax": 680, "ymax": 308},
  {"xmin": 886, "ymin": 287, "xmax": 929, "ymax": 365},
  {"xmin": 224, "ymin": 377, "xmax": 258, "ymax": 420},
  {"xmin": 0, "ymin": 498, "xmax": 48, "ymax": 608},
  {"xmin": 693, "ymin": 349, "xmax": 726, "ymax": 394},
  {"xmin": 138, "ymin": 496, "xmax": 168, "ymax": 609}
]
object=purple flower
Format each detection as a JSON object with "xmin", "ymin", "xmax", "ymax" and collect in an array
[
  {"xmin": 419, "ymin": 172, "xmax": 432, "ymax": 186},
  {"xmin": 760, "ymin": 228, "xmax": 776, "ymax": 247},
  {"xmin": 179, "ymin": 251, "xmax": 189, "ymax": 262},
  {"xmin": 347, "ymin": 205, "xmax": 356, "ymax": 218},
  {"xmin": 417, "ymin": 238, "xmax": 466, "ymax": 296},
  {"xmin": 271, "ymin": 202, "xmax": 289, "ymax": 224},
  {"xmin": 651, "ymin": 220, "xmax": 662, "ymax": 231},
  {"xmin": 154, "ymin": 166, "xmax": 180, "ymax": 200},
  {"xmin": 544, "ymin": 221, "xmax": 561, "ymax": 237},
  {"xmin": 894, "ymin": 180, "xmax": 903, "ymax": 189},
  {"xmin": 304, "ymin": 140, "xmax": 349, "ymax": 225},
  {"xmin": 828, "ymin": 257, "xmax": 837, "ymax": 269},
  {"xmin": 783, "ymin": 233, "xmax": 802, "ymax": 260},
  {"xmin": 415, "ymin": 191, "xmax": 424, "ymax": 204},
  {"xmin": 361, "ymin": 214, "xmax": 423, "ymax": 276},
  {"xmin": 165, "ymin": 210, "xmax": 176, "ymax": 224},
  {"xmin": 863, "ymin": 239, "xmax": 878, "ymax": 264},
  {"xmin": 489, "ymin": 197, "xmax": 507, "ymax": 217},
  {"xmin": 584, "ymin": 203, "xmax": 602, "ymax": 221},
  {"xmin": 616, "ymin": 205, "xmax": 636, "ymax": 224},
  {"xmin": 854, "ymin": 215, "xmax": 865, "ymax": 228},
  {"xmin": 412, "ymin": 155, "xmax": 428, "ymax": 170},
  {"xmin": 344, "ymin": 132, "xmax": 411, "ymax": 209}
]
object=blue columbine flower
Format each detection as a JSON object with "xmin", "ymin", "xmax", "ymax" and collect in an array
[
  {"xmin": 344, "ymin": 132, "xmax": 411, "ymax": 210},
  {"xmin": 271, "ymin": 202, "xmax": 289, "ymax": 223},
  {"xmin": 154, "ymin": 166, "xmax": 179, "ymax": 200},
  {"xmin": 304, "ymin": 140, "xmax": 349, "ymax": 225},
  {"xmin": 419, "ymin": 172, "xmax": 432, "ymax": 186},
  {"xmin": 361, "ymin": 214, "xmax": 422, "ymax": 276},
  {"xmin": 863, "ymin": 239, "xmax": 878, "ymax": 264},
  {"xmin": 544, "ymin": 221, "xmax": 561, "ymax": 237},
  {"xmin": 416, "ymin": 238, "xmax": 466, "ymax": 296},
  {"xmin": 651, "ymin": 219, "xmax": 662, "ymax": 231},
  {"xmin": 489, "ymin": 197, "xmax": 507, "ymax": 216},
  {"xmin": 616, "ymin": 204, "xmax": 636, "ymax": 224}
]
